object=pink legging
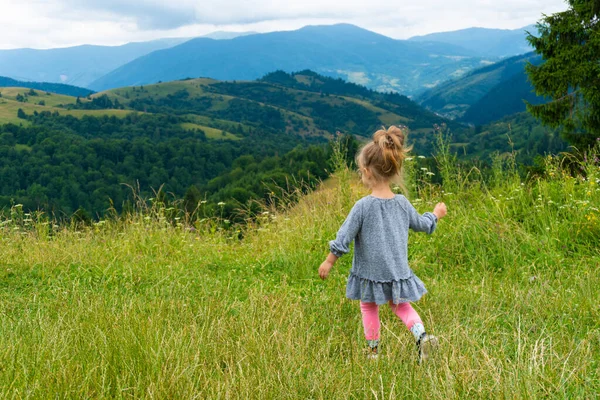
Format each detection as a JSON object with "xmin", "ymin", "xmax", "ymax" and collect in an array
[{"xmin": 360, "ymin": 301, "xmax": 422, "ymax": 340}]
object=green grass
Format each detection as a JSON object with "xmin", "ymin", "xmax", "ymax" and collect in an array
[
  {"xmin": 341, "ymin": 96, "xmax": 410, "ymax": 126},
  {"xmin": 180, "ymin": 122, "xmax": 241, "ymax": 140},
  {"xmin": 0, "ymin": 145, "xmax": 598, "ymax": 398},
  {"xmin": 0, "ymin": 87, "xmax": 80, "ymax": 107},
  {"xmin": 0, "ymin": 93, "xmax": 135, "ymax": 125}
]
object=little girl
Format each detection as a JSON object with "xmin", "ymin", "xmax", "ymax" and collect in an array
[{"xmin": 319, "ymin": 126, "xmax": 447, "ymax": 361}]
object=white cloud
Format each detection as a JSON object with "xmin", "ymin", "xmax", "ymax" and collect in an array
[{"xmin": 0, "ymin": 0, "xmax": 568, "ymax": 49}]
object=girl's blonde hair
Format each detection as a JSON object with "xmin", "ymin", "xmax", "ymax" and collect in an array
[{"xmin": 357, "ymin": 125, "xmax": 412, "ymax": 185}]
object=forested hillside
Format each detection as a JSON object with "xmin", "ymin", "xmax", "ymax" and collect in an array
[
  {"xmin": 0, "ymin": 71, "xmax": 443, "ymax": 218},
  {"xmin": 417, "ymin": 53, "xmax": 543, "ymax": 122},
  {"xmin": 0, "ymin": 70, "xmax": 570, "ymax": 219},
  {"xmin": 451, "ymin": 112, "xmax": 567, "ymax": 163}
]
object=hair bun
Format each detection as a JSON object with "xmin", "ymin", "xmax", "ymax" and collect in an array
[
  {"xmin": 358, "ymin": 125, "xmax": 413, "ymax": 183},
  {"xmin": 373, "ymin": 125, "xmax": 405, "ymax": 151}
]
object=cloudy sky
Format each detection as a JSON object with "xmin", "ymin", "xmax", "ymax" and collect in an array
[{"xmin": 1, "ymin": 0, "xmax": 568, "ymax": 49}]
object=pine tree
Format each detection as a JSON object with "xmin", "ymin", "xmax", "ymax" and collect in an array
[{"xmin": 526, "ymin": 0, "xmax": 600, "ymax": 148}]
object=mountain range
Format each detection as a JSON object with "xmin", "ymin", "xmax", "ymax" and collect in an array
[
  {"xmin": 0, "ymin": 38, "xmax": 191, "ymax": 88},
  {"xmin": 408, "ymin": 25, "xmax": 536, "ymax": 58},
  {"xmin": 0, "ymin": 24, "xmax": 537, "ymax": 96},
  {"xmin": 88, "ymin": 24, "xmax": 492, "ymax": 95}
]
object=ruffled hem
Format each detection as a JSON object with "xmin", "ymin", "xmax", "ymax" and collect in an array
[{"xmin": 346, "ymin": 272, "xmax": 427, "ymax": 305}]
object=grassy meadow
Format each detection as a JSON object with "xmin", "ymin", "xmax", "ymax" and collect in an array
[
  {"xmin": 0, "ymin": 143, "xmax": 599, "ymax": 398},
  {"xmin": 0, "ymin": 87, "xmax": 133, "ymax": 125},
  {"xmin": 180, "ymin": 123, "xmax": 241, "ymax": 141}
]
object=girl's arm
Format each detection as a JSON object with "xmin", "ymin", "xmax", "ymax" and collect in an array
[
  {"xmin": 319, "ymin": 201, "xmax": 363, "ymax": 280},
  {"xmin": 319, "ymin": 253, "xmax": 338, "ymax": 280},
  {"xmin": 406, "ymin": 199, "xmax": 447, "ymax": 234}
]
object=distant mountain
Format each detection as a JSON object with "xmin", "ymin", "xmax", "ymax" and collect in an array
[
  {"xmin": 0, "ymin": 38, "xmax": 189, "ymax": 88},
  {"xmin": 201, "ymin": 31, "xmax": 258, "ymax": 40},
  {"xmin": 409, "ymin": 25, "xmax": 536, "ymax": 58},
  {"xmin": 416, "ymin": 52, "xmax": 544, "ymax": 124},
  {"xmin": 459, "ymin": 68, "xmax": 546, "ymax": 126},
  {"xmin": 0, "ymin": 76, "xmax": 94, "ymax": 97},
  {"xmin": 89, "ymin": 24, "xmax": 492, "ymax": 95}
]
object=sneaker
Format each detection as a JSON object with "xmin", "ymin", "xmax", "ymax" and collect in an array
[
  {"xmin": 365, "ymin": 345, "xmax": 379, "ymax": 360},
  {"xmin": 417, "ymin": 333, "xmax": 438, "ymax": 363}
]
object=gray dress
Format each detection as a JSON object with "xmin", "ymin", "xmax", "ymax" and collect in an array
[{"xmin": 329, "ymin": 195, "xmax": 437, "ymax": 305}]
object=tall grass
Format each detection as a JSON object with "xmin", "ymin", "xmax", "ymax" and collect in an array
[{"xmin": 0, "ymin": 141, "xmax": 598, "ymax": 398}]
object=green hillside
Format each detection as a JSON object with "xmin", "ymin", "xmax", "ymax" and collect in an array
[
  {"xmin": 449, "ymin": 112, "xmax": 568, "ymax": 163},
  {"xmin": 97, "ymin": 71, "xmax": 449, "ymax": 136},
  {"xmin": 0, "ymin": 88, "xmax": 130, "ymax": 125},
  {"xmin": 417, "ymin": 53, "xmax": 542, "ymax": 120},
  {"xmin": 459, "ymin": 71, "xmax": 547, "ymax": 126},
  {"xmin": 0, "ymin": 148, "xmax": 598, "ymax": 397}
]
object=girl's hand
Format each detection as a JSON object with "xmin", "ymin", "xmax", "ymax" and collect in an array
[
  {"xmin": 433, "ymin": 202, "xmax": 447, "ymax": 220},
  {"xmin": 318, "ymin": 260, "xmax": 334, "ymax": 280}
]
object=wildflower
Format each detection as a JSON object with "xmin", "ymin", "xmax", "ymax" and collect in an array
[
  {"xmin": 262, "ymin": 211, "xmax": 269, "ymax": 215},
  {"xmin": 420, "ymin": 167, "xmax": 428, "ymax": 171},
  {"xmin": 418, "ymin": 156, "xmax": 426, "ymax": 159},
  {"xmin": 200, "ymin": 200, "xmax": 207, "ymax": 204},
  {"xmin": 405, "ymin": 157, "xmax": 414, "ymax": 161},
  {"xmin": 218, "ymin": 202, "xmax": 225, "ymax": 206},
  {"xmin": 425, "ymin": 171, "xmax": 435, "ymax": 176}
]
